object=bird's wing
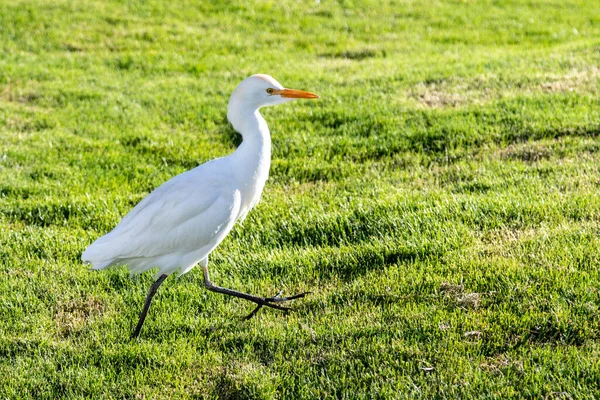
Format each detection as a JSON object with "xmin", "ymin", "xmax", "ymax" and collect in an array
[{"xmin": 82, "ymin": 159, "xmax": 240, "ymax": 267}]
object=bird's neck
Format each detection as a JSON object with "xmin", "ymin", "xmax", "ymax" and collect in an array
[{"xmin": 227, "ymin": 107, "xmax": 272, "ymax": 182}]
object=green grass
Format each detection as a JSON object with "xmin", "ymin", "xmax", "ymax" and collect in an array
[{"xmin": 1, "ymin": 0, "xmax": 600, "ymax": 398}]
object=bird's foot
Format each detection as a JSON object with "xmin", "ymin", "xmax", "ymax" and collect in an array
[
  {"xmin": 242, "ymin": 290, "xmax": 311, "ymax": 320},
  {"xmin": 203, "ymin": 280, "xmax": 309, "ymax": 320}
]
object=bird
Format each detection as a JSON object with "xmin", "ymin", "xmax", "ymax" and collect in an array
[{"xmin": 82, "ymin": 74, "xmax": 319, "ymax": 338}]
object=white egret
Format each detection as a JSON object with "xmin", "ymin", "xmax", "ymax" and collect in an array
[{"xmin": 82, "ymin": 74, "xmax": 319, "ymax": 338}]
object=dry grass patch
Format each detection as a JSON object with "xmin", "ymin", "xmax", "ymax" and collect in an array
[
  {"xmin": 463, "ymin": 330, "xmax": 483, "ymax": 340},
  {"xmin": 499, "ymin": 142, "xmax": 555, "ymax": 162},
  {"xmin": 54, "ymin": 295, "xmax": 106, "ymax": 337},
  {"xmin": 411, "ymin": 82, "xmax": 470, "ymax": 108},
  {"xmin": 438, "ymin": 282, "xmax": 464, "ymax": 294},
  {"xmin": 410, "ymin": 67, "xmax": 600, "ymax": 109},
  {"xmin": 480, "ymin": 355, "xmax": 524, "ymax": 375},
  {"xmin": 439, "ymin": 282, "xmax": 481, "ymax": 310},
  {"xmin": 457, "ymin": 293, "xmax": 481, "ymax": 310},
  {"xmin": 539, "ymin": 67, "xmax": 600, "ymax": 93}
]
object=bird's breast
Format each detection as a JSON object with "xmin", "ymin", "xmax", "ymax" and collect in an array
[
  {"xmin": 232, "ymin": 153, "xmax": 270, "ymax": 223},
  {"xmin": 240, "ymin": 163, "xmax": 269, "ymax": 216}
]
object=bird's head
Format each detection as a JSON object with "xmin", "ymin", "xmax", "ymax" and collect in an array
[{"xmin": 228, "ymin": 74, "xmax": 319, "ymax": 111}]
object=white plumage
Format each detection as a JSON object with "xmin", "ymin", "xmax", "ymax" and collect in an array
[
  {"xmin": 82, "ymin": 158, "xmax": 240, "ymax": 276},
  {"xmin": 82, "ymin": 75, "xmax": 318, "ymax": 337}
]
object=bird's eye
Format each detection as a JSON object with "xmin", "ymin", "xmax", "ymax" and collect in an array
[{"xmin": 266, "ymin": 88, "xmax": 274, "ymax": 95}]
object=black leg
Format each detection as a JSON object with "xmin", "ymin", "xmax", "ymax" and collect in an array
[
  {"xmin": 201, "ymin": 266, "xmax": 309, "ymax": 320},
  {"xmin": 131, "ymin": 274, "xmax": 168, "ymax": 339}
]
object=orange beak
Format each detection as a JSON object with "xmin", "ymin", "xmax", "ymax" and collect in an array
[{"xmin": 275, "ymin": 88, "xmax": 319, "ymax": 99}]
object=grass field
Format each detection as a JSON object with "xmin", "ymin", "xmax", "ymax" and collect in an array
[{"xmin": 1, "ymin": 0, "xmax": 600, "ymax": 398}]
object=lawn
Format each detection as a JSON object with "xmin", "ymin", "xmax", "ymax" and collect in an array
[{"xmin": 1, "ymin": 0, "xmax": 600, "ymax": 398}]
